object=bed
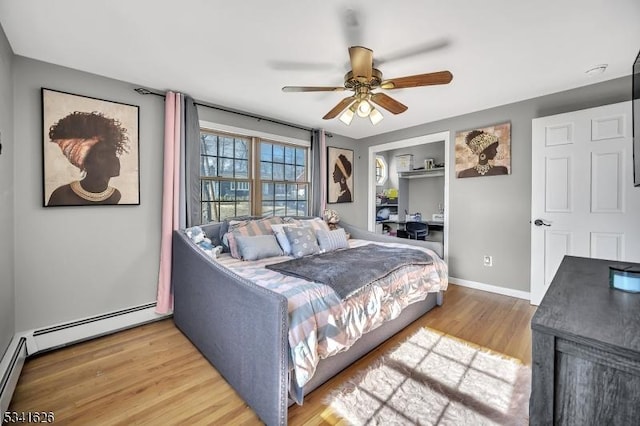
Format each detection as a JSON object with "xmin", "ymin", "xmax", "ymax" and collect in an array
[{"xmin": 172, "ymin": 219, "xmax": 447, "ymax": 425}]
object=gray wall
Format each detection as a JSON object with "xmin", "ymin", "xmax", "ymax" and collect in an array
[
  {"xmin": 0, "ymin": 24, "xmax": 14, "ymax": 356},
  {"xmin": 336, "ymin": 76, "xmax": 631, "ymax": 293},
  {"xmin": 13, "ymin": 57, "xmax": 165, "ymax": 331},
  {"xmin": 11, "ymin": 56, "xmax": 335, "ymax": 332}
]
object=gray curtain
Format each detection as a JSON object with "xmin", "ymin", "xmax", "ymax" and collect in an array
[
  {"xmin": 310, "ymin": 129, "xmax": 326, "ymax": 217},
  {"xmin": 183, "ymin": 95, "xmax": 201, "ymax": 226}
]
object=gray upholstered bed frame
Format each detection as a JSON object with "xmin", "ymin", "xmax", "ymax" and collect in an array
[{"xmin": 172, "ymin": 221, "xmax": 444, "ymax": 425}]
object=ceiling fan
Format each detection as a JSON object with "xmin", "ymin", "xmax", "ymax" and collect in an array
[{"xmin": 282, "ymin": 46, "xmax": 453, "ymax": 125}]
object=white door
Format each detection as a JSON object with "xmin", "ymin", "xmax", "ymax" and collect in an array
[{"xmin": 531, "ymin": 101, "xmax": 640, "ymax": 305}]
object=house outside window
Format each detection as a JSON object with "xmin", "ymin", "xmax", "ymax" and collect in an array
[{"xmin": 199, "ymin": 129, "xmax": 309, "ymax": 223}]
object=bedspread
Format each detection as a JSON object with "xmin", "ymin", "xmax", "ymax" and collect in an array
[
  {"xmin": 266, "ymin": 244, "xmax": 434, "ymax": 300},
  {"xmin": 215, "ymin": 238, "xmax": 448, "ymax": 403}
]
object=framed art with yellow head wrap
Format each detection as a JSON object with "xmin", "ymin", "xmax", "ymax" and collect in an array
[
  {"xmin": 454, "ymin": 122, "xmax": 511, "ymax": 178},
  {"xmin": 327, "ymin": 146, "xmax": 354, "ymax": 203},
  {"xmin": 42, "ymin": 88, "xmax": 140, "ymax": 206}
]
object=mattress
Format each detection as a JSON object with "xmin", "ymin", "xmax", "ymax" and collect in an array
[{"xmin": 215, "ymin": 238, "xmax": 448, "ymax": 402}]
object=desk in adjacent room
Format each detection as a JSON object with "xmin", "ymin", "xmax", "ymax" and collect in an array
[{"xmin": 396, "ymin": 220, "xmax": 444, "ymax": 232}]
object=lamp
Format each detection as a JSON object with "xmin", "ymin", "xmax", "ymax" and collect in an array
[
  {"xmin": 339, "ymin": 103, "xmax": 356, "ymax": 125},
  {"xmin": 340, "ymin": 93, "xmax": 384, "ymax": 126},
  {"xmin": 356, "ymin": 99, "xmax": 371, "ymax": 117},
  {"xmin": 369, "ymin": 107, "xmax": 384, "ymax": 125}
]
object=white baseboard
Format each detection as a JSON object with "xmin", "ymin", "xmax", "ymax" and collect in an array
[
  {"xmin": 0, "ymin": 337, "xmax": 27, "ymax": 415},
  {"xmin": 449, "ymin": 276, "xmax": 531, "ymax": 301},
  {"xmin": 27, "ymin": 303, "xmax": 170, "ymax": 355},
  {"xmin": 0, "ymin": 303, "xmax": 170, "ymax": 413}
]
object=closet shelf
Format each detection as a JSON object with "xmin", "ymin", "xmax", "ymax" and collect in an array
[{"xmin": 398, "ymin": 167, "xmax": 445, "ymax": 179}]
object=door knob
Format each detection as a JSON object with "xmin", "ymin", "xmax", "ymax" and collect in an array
[{"xmin": 533, "ymin": 219, "xmax": 551, "ymax": 227}]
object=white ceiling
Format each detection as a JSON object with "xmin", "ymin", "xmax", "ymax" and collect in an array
[{"xmin": 1, "ymin": 0, "xmax": 639, "ymax": 139}]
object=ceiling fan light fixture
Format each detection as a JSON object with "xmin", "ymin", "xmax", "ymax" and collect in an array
[
  {"xmin": 356, "ymin": 99, "xmax": 372, "ymax": 117},
  {"xmin": 339, "ymin": 104, "xmax": 356, "ymax": 125},
  {"xmin": 369, "ymin": 107, "xmax": 384, "ymax": 125}
]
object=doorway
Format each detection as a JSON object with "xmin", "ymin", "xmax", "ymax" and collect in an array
[{"xmin": 367, "ymin": 131, "xmax": 450, "ymax": 262}]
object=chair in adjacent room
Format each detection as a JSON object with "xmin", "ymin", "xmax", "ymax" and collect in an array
[{"xmin": 405, "ymin": 221, "xmax": 429, "ymax": 240}]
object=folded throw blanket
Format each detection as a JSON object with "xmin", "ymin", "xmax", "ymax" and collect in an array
[{"xmin": 266, "ymin": 244, "xmax": 433, "ymax": 300}]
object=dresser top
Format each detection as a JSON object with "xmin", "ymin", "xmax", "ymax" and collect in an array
[{"xmin": 532, "ymin": 256, "xmax": 640, "ymax": 355}]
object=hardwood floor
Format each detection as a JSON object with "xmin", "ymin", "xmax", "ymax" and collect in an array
[{"xmin": 8, "ymin": 285, "xmax": 536, "ymax": 425}]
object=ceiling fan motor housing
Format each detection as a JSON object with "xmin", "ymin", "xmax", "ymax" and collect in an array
[{"xmin": 344, "ymin": 68, "xmax": 383, "ymax": 89}]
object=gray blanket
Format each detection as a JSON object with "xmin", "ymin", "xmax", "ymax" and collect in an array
[{"xmin": 266, "ymin": 244, "xmax": 433, "ymax": 300}]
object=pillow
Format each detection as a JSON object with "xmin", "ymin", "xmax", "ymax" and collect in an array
[
  {"xmin": 226, "ymin": 216, "xmax": 284, "ymax": 258},
  {"xmin": 282, "ymin": 216, "xmax": 301, "ymax": 225},
  {"xmin": 270, "ymin": 223, "xmax": 297, "ymax": 255},
  {"xmin": 284, "ymin": 226, "xmax": 320, "ymax": 258},
  {"xmin": 300, "ymin": 217, "xmax": 331, "ymax": 234},
  {"xmin": 235, "ymin": 234, "xmax": 283, "ymax": 261},
  {"xmin": 219, "ymin": 216, "xmax": 254, "ymax": 252},
  {"xmin": 316, "ymin": 228, "xmax": 349, "ymax": 253}
]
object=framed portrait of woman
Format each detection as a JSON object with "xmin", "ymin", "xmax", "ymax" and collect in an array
[
  {"xmin": 42, "ymin": 88, "xmax": 140, "ymax": 207},
  {"xmin": 455, "ymin": 122, "xmax": 511, "ymax": 178},
  {"xmin": 327, "ymin": 146, "xmax": 354, "ymax": 203}
]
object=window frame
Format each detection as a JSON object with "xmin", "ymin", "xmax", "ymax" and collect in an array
[
  {"xmin": 198, "ymin": 121, "xmax": 310, "ymax": 223},
  {"xmin": 375, "ymin": 155, "xmax": 388, "ymax": 186}
]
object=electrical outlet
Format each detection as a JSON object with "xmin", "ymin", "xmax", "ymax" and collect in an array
[{"xmin": 483, "ymin": 255, "xmax": 493, "ymax": 267}]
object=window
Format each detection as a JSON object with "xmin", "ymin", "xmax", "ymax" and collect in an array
[
  {"xmin": 375, "ymin": 155, "xmax": 387, "ymax": 185},
  {"xmin": 259, "ymin": 141, "xmax": 308, "ymax": 217},
  {"xmin": 199, "ymin": 129, "xmax": 309, "ymax": 223}
]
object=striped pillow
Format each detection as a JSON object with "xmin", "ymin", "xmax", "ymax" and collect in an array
[
  {"xmin": 316, "ymin": 228, "xmax": 349, "ymax": 253},
  {"xmin": 226, "ymin": 216, "xmax": 284, "ymax": 258},
  {"xmin": 300, "ymin": 217, "xmax": 331, "ymax": 233}
]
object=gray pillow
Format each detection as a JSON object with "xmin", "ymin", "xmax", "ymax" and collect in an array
[
  {"xmin": 235, "ymin": 234, "xmax": 283, "ymax": 261},
  {"xmin": 283, "ymin": 226, "xmax": 320, "ymax": 258},
  {"xmin": 270, "ymin": 223, "xmax": 296, "ymax": 255},
  {"xmin": 316, "ymin": 228, "xmax": 349, "ymax": 252}
]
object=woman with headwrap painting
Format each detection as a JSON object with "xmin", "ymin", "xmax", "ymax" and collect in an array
[
  {"xmin": 457, "ymin": 130, "xmax": 508, "ymax": 178},
  {"xmin": 47, "ymin": 111, "xmax": 129, "ymax": 205},
  {"xmin": 332, "ymin": 153, "xmax": 353, "ymax": 203}
]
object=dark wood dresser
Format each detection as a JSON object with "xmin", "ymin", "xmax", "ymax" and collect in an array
[{"xmin": 530, "ymin": 256, "xmax": 640, "ymax": 425}]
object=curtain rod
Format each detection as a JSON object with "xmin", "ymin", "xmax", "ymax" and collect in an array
[{"xmin": 134, "ymin": 87, "xmax": 332, "ymax": 137}]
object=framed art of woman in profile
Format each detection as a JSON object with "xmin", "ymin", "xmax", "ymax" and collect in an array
[
  {"xmin": 327, "ymin": 146, "xmax": 354, "ymax": 203},
  {"xmin": 42, "ymin": 88, "xmax": 140, "ymax": 207}
]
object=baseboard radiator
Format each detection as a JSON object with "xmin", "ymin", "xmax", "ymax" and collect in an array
[
  {"xmin": 0, "ymin": 302, "xmax": 170, "ymax": 413},
  {"xmin": 0, "ymin": 337, "xmax": 27, "ymax": 415}
]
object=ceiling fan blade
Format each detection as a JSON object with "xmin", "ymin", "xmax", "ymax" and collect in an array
[
  {"xmin": 375, "ymin": 39, "xmax": 450, "ymax": 66},
  {"xmin": 341, "ymin": 8, "xmax": 363, "ymax": 47},
  {"xmin": 370, "ymin": 93, "xmax": 408, "ymax": 115},
  {"xmin": 282, "ymin": 86, "xmax": 346, "ymax": 92},
  {"xmin": 380, "ymin": 71, "xmax": 453, "ymax": 89},
  {"xmin": 349, "ymin": 46, "xmax": 373, "ymax": 81},
  {"xmin": 268, "ymin": 60, "xmax": 337, "ymax": 71},
  {"xmin": 323, "ymin": 96, "xmax": 355, "ymax": 120}
]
